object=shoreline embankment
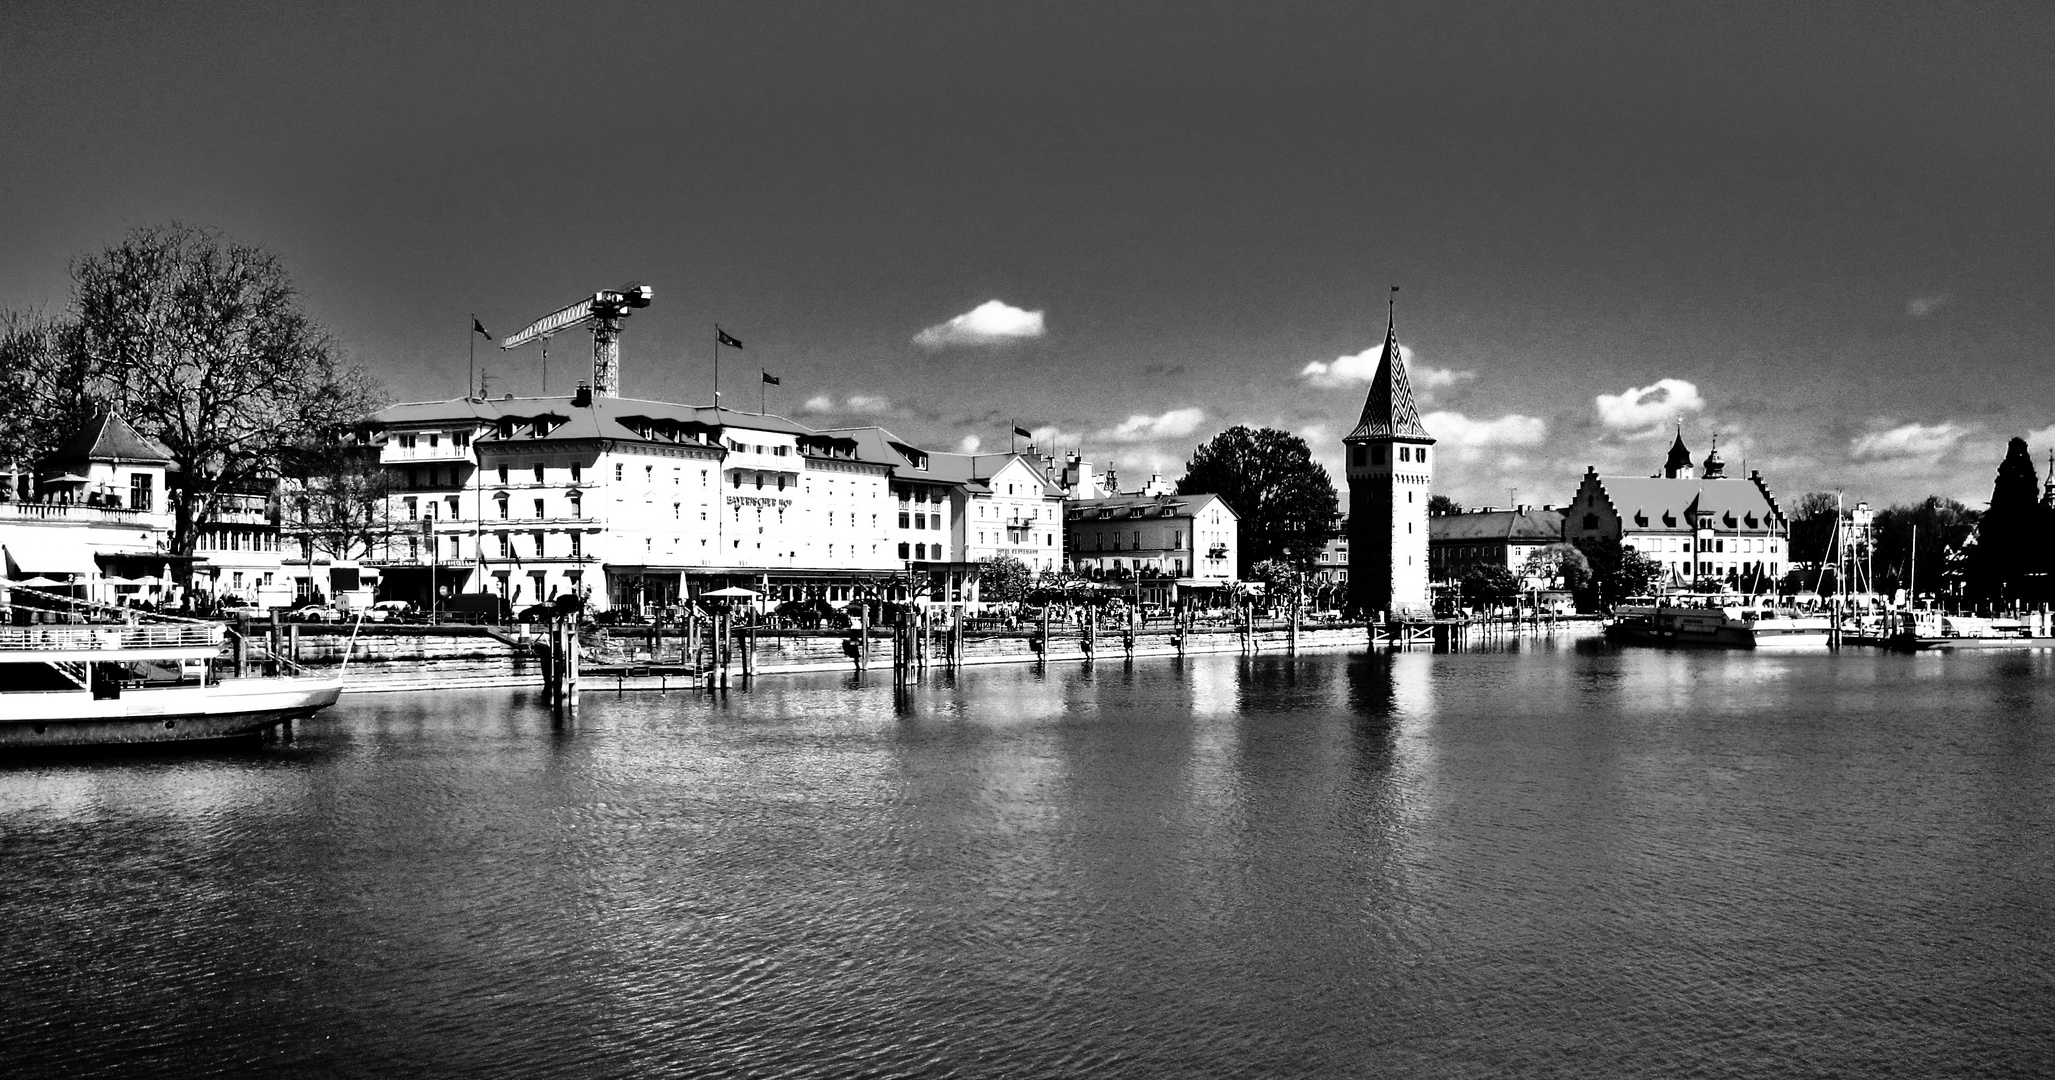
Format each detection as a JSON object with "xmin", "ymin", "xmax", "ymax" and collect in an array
[{"xmin": 246, "ymin": 618, "xmax": 1600, "ymax": 695}]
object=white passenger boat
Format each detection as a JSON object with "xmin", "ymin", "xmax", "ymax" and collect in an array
[
  {"xmin": 1, "ymin": 589, "xmax": 343, "ymax": 748},
  {"xmin": 1880, "ymin": 611, "xmax": 2036, "ymax": 652},
  {"xmin": 1605, "ymin": 594, "xmax": 1832, "ymax": 650}
]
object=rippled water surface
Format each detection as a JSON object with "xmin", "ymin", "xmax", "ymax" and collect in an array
[{"xmin": 5, "ymin": 639, "xmax": 2054, "ymax": 1077}]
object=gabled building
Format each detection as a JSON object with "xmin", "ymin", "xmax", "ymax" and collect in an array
[
  {"xmin": 1428, "ymin": 505, "xmax": 1566, "ymax": 583},
  {"xmin": 0, "ymin": 411, "xmax": 180, "ymax": 600},
  {"xmin": 1561, "ymin": 434, "xmax": 1791, "ymax": 590},
  {"xmin": 1064, "ymin": 491, "xmax": 1237, "ymax": 607}
]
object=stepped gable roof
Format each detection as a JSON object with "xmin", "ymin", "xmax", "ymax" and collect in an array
[
  {"xmin": 1344, "ymin": 315, "xmax": 1434, "ymax": 443},
  {"xmin": 1428, "ymin": 507, "xmax": 1566, "ymax": 544},
  {"xmin": 48, "ymin": 411, "xmax": 172, "ymax": 464},
  {"xmin": 1583, "ymin": 473, "xmax": 1787, "ymax": 531}
]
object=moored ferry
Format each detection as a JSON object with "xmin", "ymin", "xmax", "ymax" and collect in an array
[
  {"xmin": 1, "ymin": 589, "xmax": 342, "ymax": 748},
  {"xmin": 1605, "ymin": 593, "xmax": 1832, "ymax": 650}
]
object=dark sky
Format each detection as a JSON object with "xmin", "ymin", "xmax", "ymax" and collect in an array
[{"xmin": 4, "ymin": 1, "xmax": 2051, "ymax": 507}]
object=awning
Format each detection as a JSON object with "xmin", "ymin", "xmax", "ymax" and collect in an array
[{"xmin": 4, "ymin": 536, "xmax": 102, "ymax": 576}]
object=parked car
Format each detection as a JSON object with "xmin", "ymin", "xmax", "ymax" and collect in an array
[
  {"xmin": 287, "ymin": 605, "xmax": 341, "ymax": 623},
  {"xmin": 366, "ymin": 600, "xmax": 415, "ymax": 623}
]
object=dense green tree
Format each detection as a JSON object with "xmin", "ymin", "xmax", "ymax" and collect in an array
[
  {"xmin": 1519, "ymin": 543, "xmax": 1588, "ymax": 589},
  {"xmin": 1964, "ymin": 437, "xmax": 2044, "ymax": 602},
  {"xmin": 1786, "ymin": 491, "xmax": 1841, "ymax": 569},
  {"xmin": 1427, "ymin": 494, "xmax": 1464, "ymax": 517},
  {"xmin": 1871, "ymin": 496, "xmax": 1979, "ymax": 600},
  {"xmin": 1458, "ymin": 563, "xmax": 1521, "ymax": 611},
  {"xmin": 975, "ymin": 555, "xmax": 1033, "ymax": 605},
  {"xmin": 1570, "ymin": 536, "xmax": 1667, "ymax": 611},
  {"xmin": 1176, "ymin": 426, "xmax": 1338, "ymax": 575}
]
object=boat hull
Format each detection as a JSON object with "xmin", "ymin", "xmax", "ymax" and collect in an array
[{"xmin": 0, "ymin": 677, "xmax": 342, "ymax": 748}]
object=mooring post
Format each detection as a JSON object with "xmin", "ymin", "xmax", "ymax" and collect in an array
[
  {"xmin": 1289, "ymin": 595, "xmax": 1300, "ymax": 655},
  {"xmin": 566, "ymin": 616, "xmax": 580, "ymax": 709},
  {"xmin": 233, "ymin": 631, "xmax": 248, "ymax": 678}
]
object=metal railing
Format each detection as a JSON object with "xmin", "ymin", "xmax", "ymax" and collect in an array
[
  {"xmin": 0, "ymin": 501, "xmax": 148, "ymax": 524},
  {"xmin": 0, "ymin": 623, "xmax": 224, "ymax": 652}
]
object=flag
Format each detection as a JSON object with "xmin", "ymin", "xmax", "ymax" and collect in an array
[
  {"xmin": 473, "ymin": 317, "xmax": 491, "ymax": 338},
  {"xmin": 1013, "ymin": 426, "xmax": 1034, "ymax": 440},
  {"xmin": 717, "ymin": 327, "xmax": 744, "ymax": 349},
  {"xmin": 762, "ymin": 371, "xmax": 780, "ymax": 386}
]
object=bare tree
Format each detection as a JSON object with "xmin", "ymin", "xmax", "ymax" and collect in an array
[
  {"xmin": 284, "ymin": 436, "xmax": 399, "ymax": 563},
  {"xmin": 66, "ymin": 223, "xmax": 385, "ymax": 577},
  {"xmin": 0, "ymin": 308, "xmax": 99, "ymax": 482}
]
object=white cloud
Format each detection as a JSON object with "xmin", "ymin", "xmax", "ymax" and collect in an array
[
  {"xmin": 957, "ymin": 435, "xmax": 981, "ymax": 453},
  {"xmin": 1299, "ymin": 342, "xmax": 1467, "ymax": 390},
  {"xmin": 2024, "ymin": 424, "xmax": 2055, "ymax": 452},
  {"xmin": 797, "ymin": 393, "xmax": 892, "ymax": 416},
  {"xmin": 1906, "ymin": 294, "xmax": 1950, "ymax": 317},
  {"xmin": 1098, "ymin": 407, "xmax": 1207, "ymax": 444},
  {"xmin": 1029, "ymin": 424, "xmax": 1080, "ymax": 448},
  {"xmin": 912, "ymin": 300, "xmax": 1046, "ymax": 350},
  {"xmin": 1850, "ymin": 421, "xmax": 1966, "ymax": 462},
  {"xmin": 1595, "ymin": 378, "xmax": 1704, "ymax": 431},
  {"xmin": 1420, "ymin": 410, "xmax": 1549, "ymax": 462}
]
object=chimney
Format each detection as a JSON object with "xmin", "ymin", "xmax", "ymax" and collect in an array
[{"xmin": 572, "ymin": 382, "xmax": 592, "ymax": 407}]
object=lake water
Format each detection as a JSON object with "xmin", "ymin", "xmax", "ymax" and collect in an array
[{"xmin": 4, "ymin": 636, "xmax": 2052, "ymax": 1078}]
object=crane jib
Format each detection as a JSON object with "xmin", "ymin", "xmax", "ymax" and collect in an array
[{"xmin": 501, "ymin": 299, "xmax": 596, "ymax": 350}]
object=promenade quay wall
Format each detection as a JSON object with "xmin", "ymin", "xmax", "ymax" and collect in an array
[{"xmin": 260, "ymin": 619, "xmax": 1594, "ymax": 693}]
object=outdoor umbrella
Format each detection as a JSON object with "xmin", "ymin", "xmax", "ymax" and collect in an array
[
  {"xmin": 9, "ymin": 576, "xmax": 67, "ymax": 587},
  {"xmin": 701, "ymin": 586, "xmax": 759, "ymax": 598}
]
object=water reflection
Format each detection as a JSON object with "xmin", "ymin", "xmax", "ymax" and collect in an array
[{"xmin": 5, "ymin": 641, "xmax": 2053, "ymax": 1077}]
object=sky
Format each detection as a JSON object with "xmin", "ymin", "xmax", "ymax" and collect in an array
[{"xmin": 4, "ymin": 1, "xmax": 2052, "ymax": 512}]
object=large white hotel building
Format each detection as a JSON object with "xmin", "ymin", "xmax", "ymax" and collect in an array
[{"xmin": 361, "ymin": 385, "xmax": 1067, "ymax": 611}]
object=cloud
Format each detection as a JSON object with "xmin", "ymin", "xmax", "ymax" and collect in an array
[
  {"xmin": 1099, "ymin": 407, "xmax": 1207, "ymax": 444},
  {"xmin": 912, "ymin": 300, "xmax": 1045, "ymax": 350},
  {"xmin": 1421, "ymin": 411, "xmax": 1548, "ymax": 462},
  {"xmin": 1595, "ymin": 378, "xmax": 1704, "ymax": 430},
  {"xmin": 957, "ymin": 435, "xmax": 981, "ymax": 453},
  {"xmin": 1850, "ymin": 421, "xmax": 1966, "ymax": 462},
  {"xmin": 796, "ymin": 394, "xmax": 892, "ymax": 416},
  {"xmin": 1300, "ymin": 342, "xmax": 1447, "ymax": 388},
  {"xmin": 1906, "ymin": 294, "xmax": 1951, "ymax": 317},
  {"xmin": 2026, "ymin": 424, "xmax": 2055, "ymax": 452}
]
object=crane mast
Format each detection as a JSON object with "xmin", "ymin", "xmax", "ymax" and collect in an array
[{"xmin": 501, "ymin": 283, "xmax": 653, "ymax": 398}]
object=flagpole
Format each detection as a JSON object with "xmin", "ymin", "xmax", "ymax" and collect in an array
[
  {"xmin": 713, "ymin": 327, "xmax": 721, "ymax": 410},
  {"xmin": 469, "ymin": 314, "xmax": 476, "ymax": 399},
  {"xmin": 761, "ymin": 371, "xmax": 767, "ymax": 415}
]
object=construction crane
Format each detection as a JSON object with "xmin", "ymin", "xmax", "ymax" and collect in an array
[{"xmin": 501, "ymin": 282, "xmax": 653, "ymax": 398}]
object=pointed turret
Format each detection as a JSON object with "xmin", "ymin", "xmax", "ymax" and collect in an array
[
  {"xmin": 1662, "ymin": 422, "xmax": 1694, "ymax": 479},
  {"xmin": 1700, "ymin": 433, "xmax": 1727, "ymax": 480},
  {"xmin": 1345, "ymin": 306, "xmax": 1434, "ymax": 443}
]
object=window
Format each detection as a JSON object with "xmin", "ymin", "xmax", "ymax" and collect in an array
[
  {"xmin": 570, "ymin": 464, "xmax": 581, "ymax": 483},
  {"xmin": 129, "ymin": 473, "xmax": 153, "ymax": 513},
  {"xmin": 1371, "ymin": 444, "xmax": 1387, "ymax": 464},
  {"xmin": 1352, "ymin": 445, "xmax": 1365, "ymax": 467},
  {"xmin": 898, "ymin": 542, "xmax": 910, "ymax": 559},
  {"xmin": 446, "ymin": 496, "xmax": 460, "ymax": 519},
  {"xmin": 1418, "ymin": 448, "xmax": 1427, "ymax": 464},
  {"xmin": 534, "ymin": 498, "xmax": 545, "ymax": 519},
  {"xmin": 496, "ymin": 496, "xmax": 509, "ymax": 520},
  {"xmin": 1399, "ymin": 446, "xmax": 1411, "ymax": 462},
  {"xmin": 754, "ymin": 473, "xmax": 763, "ymax": 490},
  {"xmin": 898, "ymin": 511, "xmax": 910, "ymax": 529},
  {"xmin": 498, "ymin": 465, "xmax": 509, "ymax": 484},
  {"xmin": 533, "ymin": 464, "xmax": 545, "ymax": 484},
  {"xmin": 614, "ymin": 463, "xmax": 624, "ymax": 482},
  {"xmin": 569, "ymin": 534, "xmax": 582, "ymax": 558},
  {"xmin": 400, "ymin": 434, "xmax": 417, "ymax": 449},
  {"xmin": 733, "ymin": 472, "xmax": 743, "ymax": 489},
  {"xmin": 498, "ymin": 534, "xmax": 510, "ymax": 557},
  {"xmin": 405, "ymin": 498, "xmax": 418, "ymax": 520},
  {"xmin": 454, "ymin": 431, "xmax": 470, "ymax": 449},
  {"xmin": 916, "ymin": 543, "xmax": 927, "ymax": 560},
  {"xmin": 533, "ymin": 531, "xmax": 545, "ymax": 558},
  {"xmin": 569, "ymin": 494, "xmax": 581, "ymax": 518}
]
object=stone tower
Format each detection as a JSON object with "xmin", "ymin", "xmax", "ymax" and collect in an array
[{"xmin": 1343, "ymin": 294, "xmax": 1435, "ymax": 618}]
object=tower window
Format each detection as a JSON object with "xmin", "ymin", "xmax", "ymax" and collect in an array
[
  {"xmin": 1352, "ymin": 445, "xmax": 1366, "ymax": 467},
  {"xmin": 1399, "ymin": 446, "xmax": 1410, "ymax": 462},
  {"xmin": 1371, "ymin": 444, "xmax": 1387, "ymax": 465},
  {"xmin": 1417, "ymin": 448, "xmax": 1427, "ymax": 465}
]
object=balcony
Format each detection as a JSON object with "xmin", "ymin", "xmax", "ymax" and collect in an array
[
  {"xmin": 0, "ymin": 501, "xmax": 149, "ymax": 525},
  {"xmin": 381, "ymin": 441, "xmax": 475, "ymax": 465}
]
